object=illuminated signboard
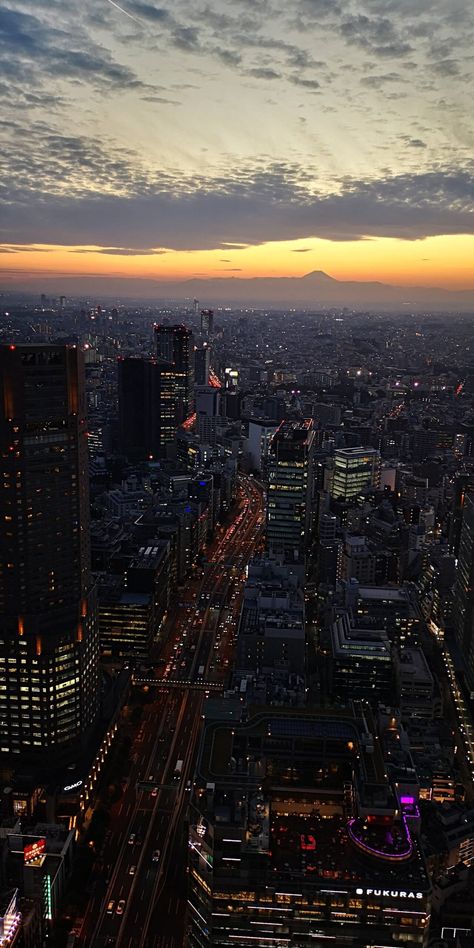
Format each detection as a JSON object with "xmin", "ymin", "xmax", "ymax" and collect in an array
[
  {"xmin": 356, "ymin": 887, "xmax": 423, "ymax": 900},
  {"xmin": 63, "ymin": 780, "xmax": 83, "ymax": 792},
  {"xmin": 24, "ymin": 838, "xmax": 46, "ymax": 864},
  {"xmin": 44, "ymin": 874, "xmax": 52, "ymax": 920}
]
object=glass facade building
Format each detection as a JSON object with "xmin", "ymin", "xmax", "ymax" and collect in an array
[
  {"xmin": 0, "ymin": 344, "xmax": 99, "ymax": 759},
  {"xmin": 266, "ymin": 420, "xmax": 315, "ymax": 561},
  {"xmin": 154, "ymin": 324, "xmax": 195, "ymax": 422},
  {"xmin": 452, "ymin": 492, "xmax": 474, "ymax": 692},
  {"xmin": 331, "ymin": 447, "xmax": 381, "ymax": 501}
]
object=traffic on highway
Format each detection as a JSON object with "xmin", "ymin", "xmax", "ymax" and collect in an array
[{"xmin": 80, "ymin": 474, "xmax": 264, "ymax": 947}]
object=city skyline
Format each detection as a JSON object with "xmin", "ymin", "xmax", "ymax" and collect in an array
[{"xmin": 1, "ymin": 0, "xmax": 473, "ymax": 297}]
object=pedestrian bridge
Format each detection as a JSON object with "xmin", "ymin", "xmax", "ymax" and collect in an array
[{"xmin": 132, "ymin": 676, "xmax": 224, "ymax": 692}]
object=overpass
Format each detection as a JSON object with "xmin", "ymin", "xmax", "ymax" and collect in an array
[{"xmin": 132, "ymin": 676, "xmax": 224, "ymax": 692}]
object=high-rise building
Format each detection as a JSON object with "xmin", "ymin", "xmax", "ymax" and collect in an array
[
  {"xmin": 118, "ymin": 357, "xmax": 177, "ymax": 460},
  {"xmin": 195, "ymin": 343, "xmax": 211, "ymax": 386},
  {"xmin": 331, "ymin": 446, "xmax": 381, "ymax": 500},
  {"xmin": 449, "ymin": 471, "xmax": 474, "ymax": 555},
  {"xmin": 0, "ymin": 344, "xmax": 99, "ymax": 760},
  {"xmin": 266, "ymin": 419, "xmax": 315, "ymax": 560},
  {"xmin": 247, "ymin": 419, "xmax": 279, "ymax": 474},
  {"xmin": 154, "ymin": 324, "xmax": 195, "ymax": 421},
  {"xmin": 452, "ymin": 492, "xmax": 474, "ymax": 691},
  {"xmin": 200, "ymin": 308, "xmax": 214, "ymax": 338},
  {"xmin": 117, "ymin": 357, "xmax": 149, "ymax": 460}
]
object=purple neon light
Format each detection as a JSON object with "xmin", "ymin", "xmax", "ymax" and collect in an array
[
  {"xmin": 347, "ymin": 817, "xmax": 413, "ymax": 862},
  {"xmin": 400, "ymin": 796, "xmax": 414, "ymax": 805}
]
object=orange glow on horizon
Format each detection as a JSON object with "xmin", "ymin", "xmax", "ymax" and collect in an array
[{"xmin": 0, "ymin": 235, "xmax": 473, "ymax": 290}]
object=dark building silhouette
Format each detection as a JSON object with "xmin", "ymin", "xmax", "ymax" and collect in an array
[
  {"xmin": 118, "ymin": 357, "xmax": 177, "ymax": 460},
  {"xmin": 0, "ymin": 344, "xmax": 99, "ymax": 759},
  {"xmin": 195, "ymin": 344, "xmax": 211, "ymax": 386},
  {"xmin": 453, "ymin": 492, "xmax": 474, "ymax": 692},
  {"xmin": 449, "ymin": 472, "xmax": 474, "ymax": 556},
  {"xmin": 200, "ymin": 308, "xmax": 214, "ymax": 338},
  {"xmin": 118, "ymin": 357, "xmax": 149, "ymax": 460}
]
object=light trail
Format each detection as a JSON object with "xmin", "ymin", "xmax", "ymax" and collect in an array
[{"xmin": 104, "ymin": 0, "xmax": 142, "ymax": 26}]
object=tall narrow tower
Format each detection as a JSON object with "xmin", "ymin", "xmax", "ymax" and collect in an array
[
  {"xmin": 266, "ymin": 419, "xmax": 315, "ymax": 561},
  {"xmin": 453, "ymin": 492, "xmax": 474, "ymax": 691},
  {"xmin": 0, "ymin": 344, "xmax": 99, "ymax": 760},
  {"xmin": 154, "ymin": 324, "xmax": 195, "ymax": 421}
]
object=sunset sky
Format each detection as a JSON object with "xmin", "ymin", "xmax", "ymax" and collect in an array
[{"xmin": 1, "ymin": 0, "xmax": 473, "ymax": 295}]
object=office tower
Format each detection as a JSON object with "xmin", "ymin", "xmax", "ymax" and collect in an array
[
  {"xmin": 195, "ymin": 343, "xmax": 211, "ymax": 386},
  {"xmin": 247, "ymin": 419, "xmax": 278, "ymax": 474},
  {"xmin": 330, "ymin": 610, "xmax": 393, "ymax": 705},
  {"xmin": 331, "ymin": 446, "xmax": 381, "ymax": 500},
  {"xmin": 118, "ymin": 357, "xmax": 149, "ymax": 460},
  {"xmin": 234, "ymin": 557, "xmax": 306, "ymax": 682},
  {"xmin": 200, "ymin": 308, "xmax": 214, "ymax": 338},
  {"xmin": 118, "ymin": 357, "xmax": 177, "ymax": 460},
  {"xmin": 154, "ymin": 324, "xmax": 195, "ymax": 421},
  {"xmin": 0, "ymin": 344, "xmax": 99, "ymax": 759},
  {"xmin": 452, "ymin": 492, "xmax": 474, "ymax": 691},
  {"xmin": 449, "ymin": 471, "xmax": 474, "ymax": 555},
  {"xmin": 266, "ymin": 419, "xmax": 315, "ymax": 560},
  {"xmin": 195, "ymin": 386, "xmax": 223, "ymax": 446}
]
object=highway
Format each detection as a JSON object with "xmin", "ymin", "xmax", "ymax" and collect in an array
[{"xmin": 82, "ymin": 474, "xmax": 264, "ymax": 947}]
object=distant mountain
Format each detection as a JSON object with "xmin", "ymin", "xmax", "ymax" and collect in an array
[
  {"xmin": 3, "ymin": 269, "xmax": 473, "ymax": 310},
  {"xmin": 153, "ymin": 269, "xmax": 474, "ymax": 310}
]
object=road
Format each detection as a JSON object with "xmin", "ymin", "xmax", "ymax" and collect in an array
[{"xmin": 82, "ymin": 474, "xmax": 264, "ymax": 947}]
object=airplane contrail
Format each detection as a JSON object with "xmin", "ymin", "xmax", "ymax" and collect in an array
[{"xmin": 104, "ymin": 0, "xmax": 142, "ymax": 26}]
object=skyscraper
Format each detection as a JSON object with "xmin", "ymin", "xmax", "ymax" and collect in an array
[
  {"xmin": 118, "ymin": 357, "xmax": 177, "ymax": 460},
  {"xmin": 154, "ymin": 324, "xmax": 195, "ymax": 421},
  {"xmin": 200, "ymin": 308, "xmax": 214, "ymax": 338},
  {"xmin": 266, "ymin": 419, "xmax": 315, "ymax": 560},
  {"xmin": 117, "ymin": 357, "xmax": 149, "ymax": 460},
  {"xmin": 452, "ymin": 492, "xmax": 474, "ymax": 691},
  {"xmin": 0, "ymin": 344, "xmax": 99, "ymax": 759},
  {"xmin": 194, "ymin": 343, "xmax": 211, "ymax": 387},
  {"xmin": 449, "ymin": 471, "xmax": 474, "ymax": 555}
]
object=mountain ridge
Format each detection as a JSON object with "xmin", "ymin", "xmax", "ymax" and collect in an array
[{"xmin": 2, "ymin": 270, "xmax": 473, "ymax": 310}]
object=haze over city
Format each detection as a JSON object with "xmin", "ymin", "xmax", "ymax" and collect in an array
[{"xmin": 1, "ymin": 0, "xmax": 473, "ymax": 301}]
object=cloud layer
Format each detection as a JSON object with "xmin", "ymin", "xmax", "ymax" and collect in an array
[{"xmin": 0, "ymin": 0, "xmax": 473, "ymax": 256}]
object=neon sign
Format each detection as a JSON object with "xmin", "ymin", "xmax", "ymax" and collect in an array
[
  {"xmin": 63, "ymin": 780, "xmax": 83, "ymax": 792},
  {"xmin": 356, "ymin": 887, "xmax": 423, "ymax": 900},
  {"xmin": 24, "ymin": 838, "xmax": 45, "ymax": 864}
]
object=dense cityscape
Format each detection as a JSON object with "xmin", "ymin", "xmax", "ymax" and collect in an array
[
  {"xmin": 1, "ymin": 0, "xmax": 474, "ymax": 944},
  {"xmin": 0, "ymin": 295, "xmax": 473, "ymax": 948}
]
